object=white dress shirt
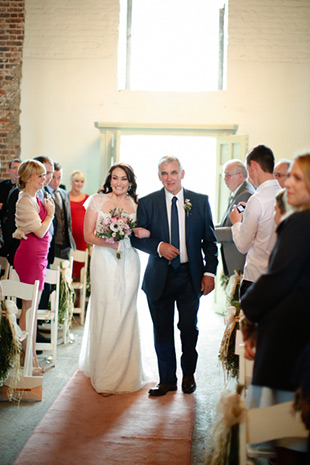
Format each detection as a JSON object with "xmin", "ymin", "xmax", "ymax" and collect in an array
[{"xmin": 232, "ymin": 179, "xmax": 280, "ymax": 282}]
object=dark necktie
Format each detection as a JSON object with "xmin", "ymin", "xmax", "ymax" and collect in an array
[{"xmin": 171, "ymin": 196, "xmax": 180, "ymax": 269}]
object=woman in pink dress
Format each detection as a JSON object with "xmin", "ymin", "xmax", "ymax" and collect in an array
[
  {"xmin": 13, "ymin": 160, "xmax": 55, "ymax": 372},
  {"xmin": 69, "ymin": 170, "xmax": 89, "ymax": 279}
]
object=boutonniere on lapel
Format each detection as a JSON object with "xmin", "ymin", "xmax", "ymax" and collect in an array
[{"xmin": 184, "ymin": 198, "xmax": 192, "ymax": 216}]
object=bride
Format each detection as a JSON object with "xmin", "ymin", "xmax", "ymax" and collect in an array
[{"xmin": 79, "ymin": 163, "xmax": 150, "ymax": 395}]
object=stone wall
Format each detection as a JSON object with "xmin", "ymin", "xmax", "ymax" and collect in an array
[{"xmin": 0, "ymin": 0, "xmax": 24, "ymax": 179}]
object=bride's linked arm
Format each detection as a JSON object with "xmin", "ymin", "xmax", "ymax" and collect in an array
[
  {"xmin": 132, "ymin": 227, "xmax": 150, "ymax": 239},
  {"xmin": 83, "ymin": 207, "xmax": 118, "ymax": 250}
]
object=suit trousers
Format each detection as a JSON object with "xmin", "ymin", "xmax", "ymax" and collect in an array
[{"xmin": 147, "ymin": 263, "xmax": 200, "ymax": 385}]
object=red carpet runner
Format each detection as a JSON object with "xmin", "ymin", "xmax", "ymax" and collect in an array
[{"xmin": 13, "ymin": 370, "xmax": 195, "ymax": 465}]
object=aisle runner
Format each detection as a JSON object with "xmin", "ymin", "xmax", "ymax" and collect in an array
[{"xmin": 13, "ymin": 370, "xmax": 194, "ymax": 465}]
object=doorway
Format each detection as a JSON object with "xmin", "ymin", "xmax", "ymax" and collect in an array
[{"xmin": 120, "ymin": 134, "xmax": 217, "ymax": 205}]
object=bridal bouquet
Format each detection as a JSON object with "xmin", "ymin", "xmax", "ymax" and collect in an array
[{"xmin": 96, "ymin": 206, "xmax": 136, "ymax": 259}]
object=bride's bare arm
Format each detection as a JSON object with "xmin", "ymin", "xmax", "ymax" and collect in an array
[
  {"xmin": 132, "ymin": 227, "xmax": 151, "ymax": 239},
  {"xmin": 84, "ymin": 208, "xmax": 118, "ymax": 250}
]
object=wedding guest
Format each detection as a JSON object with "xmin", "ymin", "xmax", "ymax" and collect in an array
[
  {"xmin": 230, "ymin": 145, "xmax": 280, "ymax": 296},
  {"xmin": 32, "ymin": 156, "xmax": 55, "ymax": 344},
  {"xmin": 241, "ymin": 153, "xmax": 310, "ymax": 465},
  {"xmin": 47, "ymin": 162, "xmax": 76, "ymax": 260},
  {"xmin": 79, "ymin": 163, "xmax": 150, "ymax": 395},
  {"xmin": 215, "ymin": 159, "xmax": 254, "ymax": 277},
  {"xmin": 69, "ymin": 169, "xmax": 89, "ymax": 279},
  {"xmin": 0, "ymin": 158, "xmax": 22, "ymax": 256},
  {"xmin": 13, "ymin": 160, "xmax": 55, "ymax": 373},
  {"xmin": 274, "ymin": 159, "xmax": 291, "ymax": 188}
]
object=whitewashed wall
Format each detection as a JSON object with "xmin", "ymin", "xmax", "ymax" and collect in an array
[{"xmin": 21, "ymin": 0, "xmax": 310, "ymax": 192}]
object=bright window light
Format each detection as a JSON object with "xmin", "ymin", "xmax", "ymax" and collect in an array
[{"xmin": 118, "ymin": 0, "xmax": 227, "ymax": 92}]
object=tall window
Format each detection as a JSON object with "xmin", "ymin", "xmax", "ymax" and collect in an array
[{"xmin": 118, "ymin": 0, "xmax": 228, "ymax": 92}]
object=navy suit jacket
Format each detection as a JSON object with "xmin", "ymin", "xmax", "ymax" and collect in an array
[{"xmin": 131, "ymin": 188, "xmax": 218, "ymax": 300}]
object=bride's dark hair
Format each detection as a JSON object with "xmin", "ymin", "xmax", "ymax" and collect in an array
[{"xmin": 98, "ymin": 163, "xmax": 138, "ymax": 204}]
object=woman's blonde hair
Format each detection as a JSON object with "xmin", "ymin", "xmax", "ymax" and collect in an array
[
  {"xmin": 17, "ymin": 159, "xmax": 45, "ymax": 190},
  {"xmin": 294, "ymin": 153, "xmax": 310, "ymax": 211},
  {"xmin": 70, "ymin": 169, "xmax": 85, "ymax": 183}
]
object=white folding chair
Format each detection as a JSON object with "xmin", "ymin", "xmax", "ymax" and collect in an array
[
  {"xmin": 0, "ymin": 279, "xmax": 40, "ymax": 377},
  {"xmin": 70, "ymin": 249, "xmax": 88, "ymax": 325},
  {"xmin": 51, "ymin": 256, "xmax": 73, "ymax": 344},
  {"xmin": 239, "ymin": 400, "xmax": 308, "ymax": 465},
  {"xmin": 36, "ymin": 267, "xmax": 60, "ymax": 367},
  {"xmin": 238, "ymin": 343, "xmax": 307, "ymax": 464}
]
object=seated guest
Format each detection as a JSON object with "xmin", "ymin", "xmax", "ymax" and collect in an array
[
  {"xmin": 69, "ymin": 170, "xmax": 89, "ymax": 279},
  {"xmin": 241, "ymin": 153, "xmax": 310, "ymax": 465}
]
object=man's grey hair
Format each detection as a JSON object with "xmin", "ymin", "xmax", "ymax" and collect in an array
[
  {"xmin": 223, "ymin": 159, "xmax": 247, "ymax": 178},
  {"xmin": 158, "ymin": 156, "xmax": 182, "ymax": 173},
  {"xmin": 274, "ymin": 159, "xmax": 291, "ymax": 168}
]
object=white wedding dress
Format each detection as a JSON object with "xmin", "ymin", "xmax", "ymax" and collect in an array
[{"xmin": 79, "ymin": 193, "xmax": 148, "ymax": 394}]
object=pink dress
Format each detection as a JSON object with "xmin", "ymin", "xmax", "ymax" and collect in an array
[{"xmin": 14, "ymin": 197, "xmax": 49, "ymax": 290}]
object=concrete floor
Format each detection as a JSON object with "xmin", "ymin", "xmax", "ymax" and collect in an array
[{"xmin": 0, "ymin": 296, "xmax": 266, "ymax": 465}]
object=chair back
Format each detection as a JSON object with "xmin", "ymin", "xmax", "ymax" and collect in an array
[
  {"xmin": 70, "ymin": 249, "xmax": 89, "ymax": 325},
  {"xmin": 70, "ymin": 249, "xmax": 88, "ymax": 281},
  {"xmin": 238, "ymin": 341, "xmax": 307, "ymax": 464},
  {"xmin": 239, "ymin": 400, "xmax": 308, "ymax": 465},
  {"xmin": 0, "ymin": 279, "xmax": 40, "ymax": 377},
  {"xmin": 36, "ymin": 267, "xmax": 60, "ymax": 366}
]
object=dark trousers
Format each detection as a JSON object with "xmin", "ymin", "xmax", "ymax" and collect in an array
[
  {"xmin": 147, "ymin": 263, "xmax": 200, "ymax": 385},
  {"xmin": 55, "ymin": 245, "xmax": 71, "ymax": 260}
]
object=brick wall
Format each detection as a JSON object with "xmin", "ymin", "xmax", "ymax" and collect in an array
[{"xmin": 0, "ymin": 0, "xmax": 25, "ymax": 179}]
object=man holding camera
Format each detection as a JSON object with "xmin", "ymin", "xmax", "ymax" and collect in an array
[
  {"xmin": 230, "ymin": 145, "xmax": 280, "ymax": 296},
  {"xmin": 215, "ymin": 159, "xmax": 254, "ymax": 277}
]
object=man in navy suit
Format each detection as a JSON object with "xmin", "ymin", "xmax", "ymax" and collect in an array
[{"xmin": 132, "ymin": 156, "xmax": 218, "ymax": 397}]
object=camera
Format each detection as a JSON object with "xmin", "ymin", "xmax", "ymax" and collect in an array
[{"xmin": 236, "ymin": 204, "xmax": 245, "ymax": 213}]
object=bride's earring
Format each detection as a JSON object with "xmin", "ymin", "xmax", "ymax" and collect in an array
[{"xmin": 128, "ymin": 185, "xmax": 132, "ymax": 192}]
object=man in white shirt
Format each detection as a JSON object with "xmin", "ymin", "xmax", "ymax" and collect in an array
[{"xmin": 230, "ymin": 145, "xmax": 280, "ymax": 296}]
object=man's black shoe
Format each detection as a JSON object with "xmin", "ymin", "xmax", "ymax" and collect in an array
[
  {"xmin": 182, "ymin": 375, "xmax": 196, "ymax": 394},
  {"xmin": 148, "ymin": 383, "xmax": 177, "ymax": 397}
]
